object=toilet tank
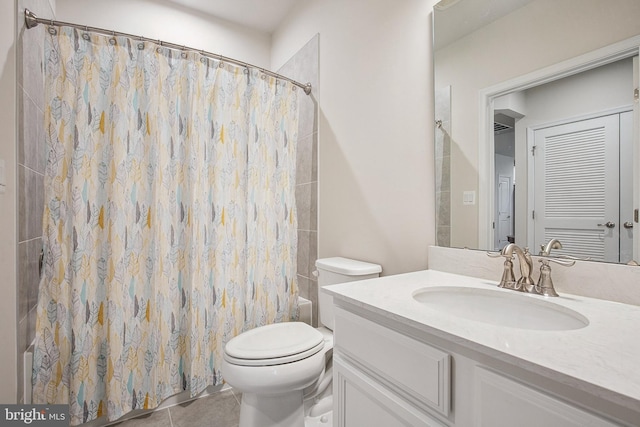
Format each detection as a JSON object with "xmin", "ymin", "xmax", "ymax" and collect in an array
[{"xmin": 315, "ymin": 257, "xmax": 382, "ymax": 330}]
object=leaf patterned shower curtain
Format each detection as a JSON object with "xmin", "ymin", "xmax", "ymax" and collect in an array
[{"xmin": 32, "ymin": 26, "xmax": 299, "ymax": 425}]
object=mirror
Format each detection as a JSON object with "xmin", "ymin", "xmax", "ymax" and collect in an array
[{"xmin": 433, "ymin": 0, "xmax": 640, "ymax": 264}]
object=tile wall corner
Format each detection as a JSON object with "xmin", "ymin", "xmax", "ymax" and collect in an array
[
  {"xmin": 435, "ymin": 86, "xmax": 451, "ymax": 247},
  {"xmin": 278, "ymin": 35, "xmax": 319, "ymax": 326},
  {"xmin": 16, "ymin": 0, "xmax": 55, "ymax": 404}
]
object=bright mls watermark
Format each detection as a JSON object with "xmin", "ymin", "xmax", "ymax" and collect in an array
[{"xmin": 1, "ymin": 405, "xmax": 68, "ymax": 426}]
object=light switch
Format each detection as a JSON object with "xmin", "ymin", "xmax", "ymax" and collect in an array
[{"xmin": 463, "ymin": 190, "xmax": 475, "ymax": 205}]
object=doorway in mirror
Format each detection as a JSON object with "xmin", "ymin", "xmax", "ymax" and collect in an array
[
  {"xmin": 531, "ymin": 111, "xmax": 633, "ymax": 263},
  {"xmin": 494, "ymin": 111, "xmax": 517, "ymax": 250},
  {"xmin": 488, "ymin": 56, "xmax": 636, "ymax": 261}
]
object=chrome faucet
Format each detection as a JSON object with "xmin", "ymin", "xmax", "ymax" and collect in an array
[
  {"xmin": 488, "ymin": 244, "xmax": 535, "ymax": 292},
  {"xmin": 502, "ymin": 244, "xmax": 535, "ymax": 292},
  {"xmin": 489, "ymin": 239, "xmax": 579, "ymax": 297},
  {"xmin": 539, "ymin": 238, "xmax": 562, "ymax": 256}
]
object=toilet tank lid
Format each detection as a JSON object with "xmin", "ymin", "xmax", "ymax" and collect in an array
[{"xmin": 315, "ymin": 257, "xmax": 382, "ymax": 275}]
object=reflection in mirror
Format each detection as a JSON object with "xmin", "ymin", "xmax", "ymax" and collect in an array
[
  {"xmin": 500, "ymin": 59, "xmax": 634, "ymax": 263},
  {"xmin": 433, "ymin": 0, "xmax": 640, "ymax": 264}
]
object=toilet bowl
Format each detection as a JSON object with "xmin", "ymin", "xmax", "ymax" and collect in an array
[
  {"xmin": 221, "ymin": 322, "xmax": 330, "ymax": 427},
  {"xmin": 221, "ymin": 257, "xmax": 381, "ymax": 427}
]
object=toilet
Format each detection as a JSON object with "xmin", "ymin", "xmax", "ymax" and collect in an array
[{"xmin": 221, "ymin": 257, "xmax": 382, "ymax": 427}]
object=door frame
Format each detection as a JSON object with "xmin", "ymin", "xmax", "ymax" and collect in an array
[
  {"xmin": 478, "ymin": 35, "xmax": 640, "ymax": 251},
  {"xmin": 495, "ymin": 172, "xmax": 513, "ymax": 251}
]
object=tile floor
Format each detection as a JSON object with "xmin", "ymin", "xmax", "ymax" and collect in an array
[{"xmin": 113, "ymin": 389, "xmax": 241, "ymax": 427}]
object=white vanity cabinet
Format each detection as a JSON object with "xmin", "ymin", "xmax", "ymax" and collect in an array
[
  {"xmin": 333, "ymin": 307, "xmax": 449, "ymax": 427},
  {"xmin": 332, "ymin": 304, "xmax": 627, "ymax": 427}
]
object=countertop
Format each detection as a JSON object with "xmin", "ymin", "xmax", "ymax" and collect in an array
[{"xmin": 323, "ymin": 269, "xmax": 640, "ymax": 413}]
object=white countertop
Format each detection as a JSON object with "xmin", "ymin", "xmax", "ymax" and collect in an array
[{"xmin": 324, "ymin": 269, "xmax": 640, "ymax": 413}]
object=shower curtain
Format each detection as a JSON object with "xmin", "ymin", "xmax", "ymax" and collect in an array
[{"xmin": 32, "ymin": 26, "xmax": 299, "ymax": 425}]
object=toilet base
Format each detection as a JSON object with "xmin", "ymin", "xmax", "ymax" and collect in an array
[
  {"xmin": 239, "ymin": 391, "xmax": 305, "ymax": 427},
  {"xmin": 304, "ymin": 395, "xmax": 333, "ymax": 427},
  {"xmin": 304, "ymin": 411, "xmax": 333, "ymax": 427}
]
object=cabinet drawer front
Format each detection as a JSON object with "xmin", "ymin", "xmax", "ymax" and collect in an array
[
  {"xmin": 334, "ymin": 308, "xmax": 451, "ymax": 416},
  {"xmin": 334, "ymin": 356, "xmax": 445, "ymax": 427}
]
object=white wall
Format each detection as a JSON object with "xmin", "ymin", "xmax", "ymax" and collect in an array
[
  {"xmin": 271, "ymin": 0, "xmax": 437, "ymax": 276},
  {"xmin": 0, "ymin": 0, "xmax": 17, "ymax": 403},
  {"xmin": 57, "ymin": 0, "xmax": 271, "ymax": 68},
  {"xmin": 435, "ymin": 0, "xmax": 640, "ymax": 249},
  {"xmin": 521, "ymin": 59, "xmax": 633, "ymax": 125}
]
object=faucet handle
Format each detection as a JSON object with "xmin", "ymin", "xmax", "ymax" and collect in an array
[
  {"xmin": 542, "ymin": 257, "xmax": 576, "ymax": 267},
  {"xmin": 539, "ymin": 238, "xmax": 563, "ymax": 256},
  {"xmin": 487, "ymin": 251, "xmax": 517, "ymax": 289},
  {"xmin": 554, "ymin": 254, "xmax": 591, "ymax": 262},
  {"xmin": 535, "ymin": 257, "xmax": 575, "ymax": 297},
  {"xmin": 487, "ymin": 251, "xmax": 509, "ymax": 258}
]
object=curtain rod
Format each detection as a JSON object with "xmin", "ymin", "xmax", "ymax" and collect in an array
[{"xmin": 24, "ymin": 8, "xmax": 312, "ymax": 95}]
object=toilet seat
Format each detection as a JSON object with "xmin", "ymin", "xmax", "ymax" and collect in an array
[{"xmin": 224, "ymin": 322, "xmax": 325, "ymax": 367}]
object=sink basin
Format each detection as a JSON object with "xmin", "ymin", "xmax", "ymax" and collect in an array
[{"xmin": 412, "ymin": 286, "xmax": 589, "ymax": 331}]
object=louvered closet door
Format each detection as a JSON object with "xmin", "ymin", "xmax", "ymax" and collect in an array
[{"xmin": 534, "ymin": 115, "xmax": 620, "ymax": 262}]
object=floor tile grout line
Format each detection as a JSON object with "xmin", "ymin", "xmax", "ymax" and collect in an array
[
  {"xmin": 167, "ymin": 406, "xmax": 175, "ymax": 427},
  {"xmin": 231, "ymin": 389, "xmax": 242, "ymax": 406}
]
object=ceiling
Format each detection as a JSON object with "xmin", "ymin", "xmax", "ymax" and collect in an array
[
  {"xmin": 163, "ymin": 0, "xmax": 300, "ymax": 33},
  {"xmin": 158, "ymin": 0, "xmax": 536, "ymax": 42},
  {"xmin": 434, "ymin": 0, "xmax": 534, "ymax": 49}
]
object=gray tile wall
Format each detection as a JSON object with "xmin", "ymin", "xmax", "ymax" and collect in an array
[
  {"xmin": 16, "ymin": 0, "xmax": 55, "ymax": 403},
  {"xmin": 435, "ymin": 86, "xmax": 451, "ymax": 247},
  {"xmin": 277, "ymin": 35, "xmax": 320, "ymax": 326}
]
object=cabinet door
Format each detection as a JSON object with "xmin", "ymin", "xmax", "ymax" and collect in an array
[
  {"xmin": 475, "ymin": 367, "xmax": 621, "ymax": 427},
  {"xmin": 334, "ymin": 355, "xmax": 445, "ymax": 427},
  {"xmin": 334, "ymin": 307, "xmax": 451, "ymax": 416}
]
